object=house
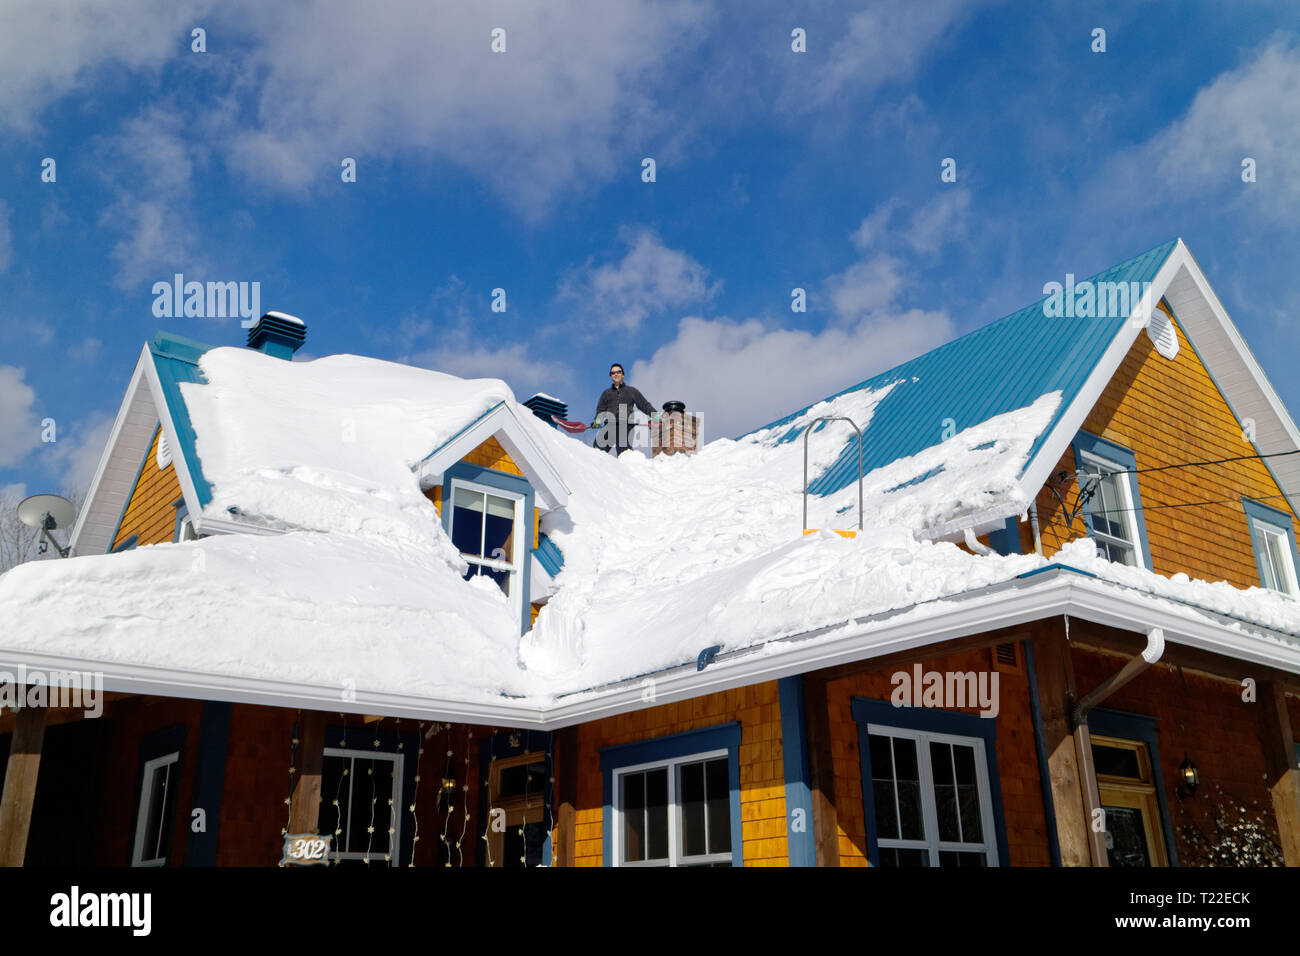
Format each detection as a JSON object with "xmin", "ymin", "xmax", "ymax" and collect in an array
[{"xmin": 1, "ymin": 238, "xmax": 1298, "ymax": 867}]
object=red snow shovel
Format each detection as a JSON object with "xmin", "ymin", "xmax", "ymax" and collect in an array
[{"xmin": 551, "ymin": 415, "xmax": 594, "ymax": 435}]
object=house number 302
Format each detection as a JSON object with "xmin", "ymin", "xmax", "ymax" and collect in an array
[{"xmin": 281, "ymin": 833, "xmax": 332, "ymax": 866}]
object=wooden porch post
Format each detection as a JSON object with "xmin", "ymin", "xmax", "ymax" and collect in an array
[
  {"xmin": 803, "ymin": 676, "xmax": 839, "ymax": 867},
  {"xmin": 1032, "ymin": 630, "xmax": 1094, "ymax": 865},
  {"xmin": 287, "ymin": 710, "xmax": 326, "ymax": 835},
  {"xmin": 1258, "ymin": 680, "xmax": 1300, "ymax": 866},
  {"xmin": 553, "ymin": 726, "xmax": 578, "ymax": 867},
  {"xmin": 0, "ymin": 706, "xmax": 48, "ymax": 867}
]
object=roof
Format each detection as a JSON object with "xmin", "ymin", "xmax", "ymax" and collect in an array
[{"xmin": 754, "ymin": 239, "xmax": 1179, "ymax": 498}]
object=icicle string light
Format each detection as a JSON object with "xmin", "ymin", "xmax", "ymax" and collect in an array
[{"xmin": 409, "ymin": 721, "xmax": 425, "ymax": 867}]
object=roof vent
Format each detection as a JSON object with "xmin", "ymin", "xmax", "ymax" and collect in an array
[
  {"xmin": 523, "ymin": 393, "xmax": 569, "ymax": 428},
  {"xmin": 247, "ymin": 312, "xmax": 307, "ymax": 360},
  {"xmin": 1147, "ymin": 307, "xmax": 1179, "ymax": 360}
]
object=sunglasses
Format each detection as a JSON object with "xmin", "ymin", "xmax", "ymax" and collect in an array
[{"xmin": 610, "ymin": 369, "xmax": 624, "ymax": 376}]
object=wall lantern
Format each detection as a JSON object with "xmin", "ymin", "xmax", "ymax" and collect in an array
[{"xmin": 1177, "ymin": 753, "xmax": 1200, "ymax": 798}]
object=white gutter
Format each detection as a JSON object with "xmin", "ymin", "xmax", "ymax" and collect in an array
[{"xmin": 2, "ymin": 568, "xmax": 1296, "ymax": 730}]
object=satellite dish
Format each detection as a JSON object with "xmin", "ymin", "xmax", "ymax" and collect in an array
[
  {"xmin": 16, "ymin": 494, "xmax": 76, "ymax": 558},
  {"xmin": 18, "ymin": 494, "xmax": 75, "ymax": 531}
]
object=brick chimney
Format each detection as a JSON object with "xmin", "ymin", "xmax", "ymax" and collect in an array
[
  {"xmin": 651, "ymin": 400, "xmax": 699, "ymax": 456},
  {"xmin": 247, "ymin": 311, "xmax": 306, "ymax": 360}
]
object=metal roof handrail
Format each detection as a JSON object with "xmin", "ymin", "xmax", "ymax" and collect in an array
[{"xmin": 803, "ymin": 417, "xmax": 864, "ymax": 533}]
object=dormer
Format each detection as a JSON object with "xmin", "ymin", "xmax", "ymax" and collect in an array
[{"xmin": 417, "ymin": 401, "xmax": 570, "ymax": 634}]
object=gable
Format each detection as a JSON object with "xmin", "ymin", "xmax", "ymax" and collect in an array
[
  {"xmin": 112, "ymin": 426, "xmax": 184, "ymax": 550},
  {"xmin": 1030, "ymin": 301, "xmax": 1300, "ymax": 590}
]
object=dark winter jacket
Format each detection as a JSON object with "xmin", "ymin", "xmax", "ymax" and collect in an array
[{"xmin": 594, "ymin": 383, "xmax": 656, "ymax": 423}]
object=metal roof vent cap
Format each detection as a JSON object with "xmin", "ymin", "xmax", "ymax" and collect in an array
[{"xmin": 247, "ymin": 311, "xmax": 307, "ymax": 360}]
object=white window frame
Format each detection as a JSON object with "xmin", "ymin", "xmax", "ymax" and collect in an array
[
  {"xmin": 131, "ymin": 751, "xmax": 180, "ymax": 867},
  {"xmin": 447, "ymin": 477, "xmax": 526, "ymax": 620},
  {"xmin": 865, "ymin": 724, "xmax": 999, "ymax": 867},
  {"xmin": 1251, "ymin": 516, "xmax": 1299, "ymax": 596},
  {"xmin": 611, "ymin": 748, "xmax": 732, "ymax": 867},
  {"xmin": 173, "ymin": 502, "xmax": 197, "ymax": 542},
  {"xmin": 322, "ymin": 746, "xmax": 405, "ymax": 866},
  {"xmin": 1078, "ymin": 449, "xmax": 1146, "ymax": 570}
]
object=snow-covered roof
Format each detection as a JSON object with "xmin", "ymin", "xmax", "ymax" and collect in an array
[{"xmin": 8, "ymin": 238, "xmax": 1300, "ymax": 722}]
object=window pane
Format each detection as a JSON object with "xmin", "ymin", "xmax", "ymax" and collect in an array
[
  {"xmin": 705, "ymin": 758, "xmax": 731, "ymax": 854},
  {"xmin": 483, "ymin": 494, "xmax": 515, "ymax": 563},
  {"xmin": 952, "ymin": 745, "xmax": 983, "ymax": 842},
  {"xmin": 930, "ymin": 742, "xmax": 960, "ymax": 842},
  {"xmin": 142, "ymin": 763, "xmax": 171, "ymax": 861},
  {"xmin": 646, "ymin": 768, "xmax": 669, "ymax": 860},
  {"xmin": 891, "ymin": 738, "xmax": 924, "ymax": 841},
  {"xmin": 497, "ymin": 759, "xmax": 547, "ymax": 801},
  {"xmin": 869, "ymin": 734, "xmax": 899, "ymax": 840},
  {"xmin": 680, "ymin": 761, "xmax": 706, "ymax": 857},
  {"xmin": 503, "ymin": 821, "xmax": 548, "ymax": 868},
  {"xmin": 621, "ymin": 772, "xmax": 646, "ymax": 863},
  {"xmin": 1092, "ymin": 744, "xmax": 1142, "ymax": 779},
  {"xmin": 1265, "ymin": 530, "xmax": 1292, "ymax": 594},
  {"xmin": 939, "ymin": 850, "xmax": 987, "ymax": 867},
  {"xmin": 451, "ymin": 488, "xmax": 485, "ymax": 556},
  {"xmin": 878, "ymin": 847, "xmax": 928, "ymax": 867},
  {"xmin": 1104, "ymin": 806, "xmax": 1151, "ymax": 867},
  {"xmin": 345, "ymin": 758, "xmax": 395, "ymax": 858}
]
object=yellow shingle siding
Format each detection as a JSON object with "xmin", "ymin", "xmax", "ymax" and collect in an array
[
  {"xmin": 460, "ymin": 436, "xmax": 523, "ymax": 476},
  {"xmin": 571, "ymin": 681, "xmax": 789, "ymax": 866},
  {"xmin": 112, "ymin": 426, "xmax": 184, "ymax": 549},
  {"xmin": 1030, "ymin": 304, "xmax": 1300, "ymax": 588}
]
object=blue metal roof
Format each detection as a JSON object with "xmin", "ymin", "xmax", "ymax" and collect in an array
[
  {"xmin": 752, "ymin": 240, "xmax": 1178, "ymax": 496},
  {"xmin": 535, "ymin": 533, "xmax": 565, "ymax": 576},
  {"xmin": 149, "ymin": 331, "xmax": 215, "ymax": 507}
]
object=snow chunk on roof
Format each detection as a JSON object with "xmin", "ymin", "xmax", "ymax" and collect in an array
[{"xmin": 182, "ymin": 347, "xmax": 514, "ymax": 546}]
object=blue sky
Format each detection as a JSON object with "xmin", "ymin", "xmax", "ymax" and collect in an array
[{"xmin": 1, "ymin": 0, "xmax": 1298, "ymax": 498}]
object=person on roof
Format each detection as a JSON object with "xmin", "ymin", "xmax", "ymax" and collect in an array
[{"xmin": 592, "ymin": 363, "xmax": 656, "ymax": 456}]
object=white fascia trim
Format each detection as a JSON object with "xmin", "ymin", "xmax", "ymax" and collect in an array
[
  {"xmin": 1020, "ymin": 245, "xmax": 1186, "ymax": 500},
  {"xmin": 419, "ymin": 402, "xmax": 570, "ymax": 511},
  {"xmin": 7, "ymin": 567, "xmax": 1295, "ymax": 729},
  {"xmin": 141, "ymin": 350, "xmax": 204, "ymax": 528},
  {"xmin": 69, "ymin": 348, "xmax": 155, "ymax": 557},
  {"xmin": 192, "ymin": 515, "xmax": 285, "ymax": 537},
  {"xmin": 1172, "ymin": 241, "xmax": 1300, "ymax": 508}
]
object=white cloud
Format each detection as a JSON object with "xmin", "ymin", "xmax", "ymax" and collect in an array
[
  {"xmin": 68, "ymin": 338, "xmax": 103, "ymax": 363},
  {"xmin": 0, "ymin": 199, "xmax": 11, "ymax": 271},
  {"xmin": 43, "ymin": 410, "xmax": 113, "ymax": 494},
  {"xmin": 558, "ymin": 228, "xmax": 719, "ymax": 333},
  {"xmin": 214, "ymin": 0, "xmax": 712, "ymax": 217},
  {"xmin": 0, "ymin": 0, "xmax": 205, "ymax": 133},
  {"xmin": 631, "ymin": 309, "xmax": 954, "ymax": 440},
  {"xmin": 0, "ymin": 365, "xmax": 39, "ymax": 468},
  {"xmin": 784, "ymin": 0, "xmax": 987, "ymax": 110}
]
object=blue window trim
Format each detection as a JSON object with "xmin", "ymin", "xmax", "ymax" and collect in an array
[
  {"xmin": 1241, "ymin": 497, "xmax": 1300, "ymax": 593},
  {"xmin": 599, "ymin": 722, "xmax": 743, "ymax": 867},
  {"xmin": 322, "ymin": 723, "xmax": 421, "ymax": 867},
  {"xmin": 440, "ymin": 461, "xmax": 534, "ymax": 635},
  {"xmin": 476, "ymin": 730, "xmax": 554, "ymax": 867},
  {"xmin": 184, "ymin": 701, "xmax": 231, "ymax": 866},
  {"xmin": 1086, "ymin": 707, "xmax": 1179, "ymax": 867},
  {"xmin": 778, "ymin": 677, "xmax": 815, "ymax": 866},
  {"xmin": 1072, "ymin": 430, "xmax": 1153, "ymax": 570},
  {"xmin": 850, "ymin": 697, "xmax": 1010, "ymax": 867}
]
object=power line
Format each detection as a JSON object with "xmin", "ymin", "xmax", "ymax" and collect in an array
[
  {"xmin": 1103, "ymin": 448, "xmax": 1300, "ymax": 477},
  {"xmin": 1061, "ymin": 491, "xmax": 1295, "ymax": 518}
]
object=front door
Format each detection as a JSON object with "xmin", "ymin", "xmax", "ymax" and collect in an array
[{"xmin": 1092, "ymin": 734, "xmax": 1168, "ymax": 867}]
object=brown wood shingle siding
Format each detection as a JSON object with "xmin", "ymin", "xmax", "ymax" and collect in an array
[{"xmin": 1030, "ymin": 306, "xmax": 1300, "ymax": 589}]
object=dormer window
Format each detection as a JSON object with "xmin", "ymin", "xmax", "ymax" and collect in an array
[
  {"xmin": 1243, "ymin": 498, "xmax": 1300, "ymax": 596},
  {"xmin": 448, "ymin": 477, "xmax": 525, "ymax": 618},
  {"xmin": 1072, "ymin": 432, "xmax": 1152, "ymax": 571}
]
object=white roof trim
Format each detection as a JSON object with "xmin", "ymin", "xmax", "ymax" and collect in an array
[
  {"xmin": 419, "ymin": 402, "xmax": 570, "ymax": 511},
  {"xmin": 70, "ymin": 348, "xmax": 156, "ymax": 557},
  {"xmin": 2, "ymin": 568, "xmax": 1295, "ymax": 728}
]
